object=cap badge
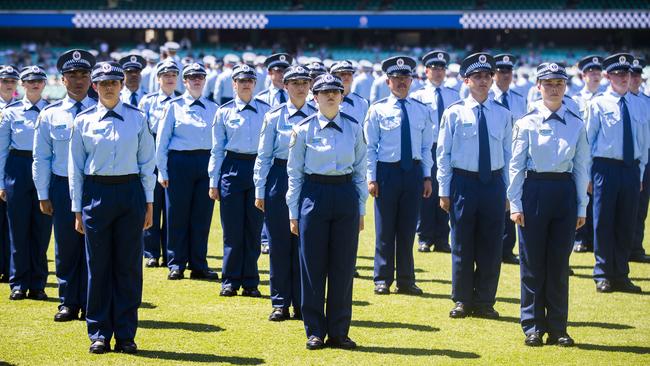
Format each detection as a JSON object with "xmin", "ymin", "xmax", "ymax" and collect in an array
[
  {"xmin": 592, "ymin": 57, "xmax": 599, "ymax": 64},
  {"xmin": 478, "ymin": 55, "xmax": 487, "ymax": 64},
  {"xmin": 396, "ymin": 58, "xmax": 404, "ymax": 67},
  {"xmin": 72, "ymin": 51, "xmax": 81, "ymax": 61},
  {"xmin": 619, "ymin": 55, "xmax": 627, "ymax": 64},
  {"xmin": 550, "ymin": 63, "xmax": 559, "ymax": 72}
]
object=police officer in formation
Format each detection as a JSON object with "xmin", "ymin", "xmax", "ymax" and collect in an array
[
  {"xmin": 365, "ymin": 56, "xmax": 433, "ymax": 296},
  {"xmin": 138, "ymin": 59, "xmax": 181, "ymax": 268},
  {"xmin": 410, "ymin": 50, "xmax": 460, "ymax": 253},
  {"xmin": 490, "ymin": 54, "xmax": 528, "ymax": 265},
  {"xmin": 209, "ymin": 64, "xmax": 270, "ymax": 297},
  {"xmin": 157, "ymin": 62, "xmax": 218, "ymax": 281},
  {"xmin": 437, "ymin": 53, "xmax": 512, "ymax": 319},
  {"xmin": 586, "ymin": 53, "xmax": 647, "ymax": 294},
  {"xmin": 69, "ymin": 61, "xmax": 156, "ymax": 354},
  {"xmin": 0, "ymin": 65, "xmax": 52, "ymax": 301},
  {"xmin": 0, "ymin": 65, "xmax": 18, "ymax": 108},
  {"xmin": 254, "ymin": 64, "xmax": 317, "ymax": 321},
  {"xmin": 329, "ymin": 60, "xmax": 370, "ymax": 125},
  {"xmin": 287, "ymin": 73, "xmax": 367, "ymax": 350},
  {"xmin": 118, "ymin": 54, "xmax": 146, "ymax": 107},
  {"xmin": 33, "ymin": 49, "xmax": 97, "ymax": 320},
  {"xmin": 213, "ymin": 54, "xmax": 239, "ymax": 105},
  {"xmin": 508, "ymin": 62, "xmax": 590, "ymax": 347}
]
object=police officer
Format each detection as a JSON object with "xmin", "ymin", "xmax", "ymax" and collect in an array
[
  {"xmin": 329, "ymin": 60, "xmax": 370, "ymax": 125},
  {"xmin": 287, "ymin": 73, "xmax": 367, "ymax": 350},
  {"xmin": 0, "ymin": 65, "xmax": 19, "ymax": 284},
  {"xmin": 351, "ymin": 60, "xmax": 374, "ymax": 101},
  {"xmin": 138, "ymin": 60, "xmax": 182, "ymax": 268},
  {"xmin": 139, "ymin": 50, "xmax": 158, "ymax": 96},
  {"xmin": 119, "ymin": 54, "xmax": 146, "ymax": 106},
  {"xmin": 157, "ymin": 62, "xmax": 218, "ymax": 281},
  {"xmin": 202, "ymin": 55, "xmax": 219, "ymax": 102},
  {"xmin": 629, "ymin": 57, "xmax": 650, "ymax": 263},
  {"xmin": 370, "ymin": 68, "xmax": 390, "ymax": 104},
  {"xmin": 33, "ymin": 49, "xmax": 96, "ymax": 320},
  {"xmin": 508, "ymin": 62, "xmax": 590, "ymax": 347},
  {"xmin": 437, "ymin": 53, "xmax": 512, "ymax": 319},
  {"xmin": 586, "ymin": 53, "xmax": 647, "ymax": 293},
  {"xmin": 571, "ymin": 55, "xmax": 604, "ymax": 253},
  {"xmin": 366, "ymin": 56, "xmax": 433, "ymax": 296},
  {"xmin": 254, "ymin": 65, "xmax": 317, "ymax": 321},
  {"xmin": 0, "ymin": 66, "xmax": 52, "ymax": 301},
  {"xmin": 213, "ymin": 54, "xmax": 239, "ymax": 105},
  {"xmin": 411, "ymin": 50, "xmax": 460, "ymax": 253},
  {"xmin": 69, "ymin": 61, "xmax": 156, "ymax": 354},
  {"xmin": 488, "ymin": 54, "xmax": 528, "ymax": 265},
  {"xmin": 209, "ymin": 64, "xmax": 271, "ymax": 297}
]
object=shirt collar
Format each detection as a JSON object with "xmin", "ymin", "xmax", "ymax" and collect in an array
[
  {"xmin": 234, "ymin": 96, "xmax": 256, "ymax": 112},
  {"xmin": 63, "ymin": 94, "xmax": 93, "ymax": 111},
  {"xmin": 21, "ymin": 96, "xmax": 42, "ymax": 111},
  {"xmin": 537, "ymin": 103, "xmax": 567, "ymax": 123},
  {"xmin": 425, "ymin": 80, "xmax": 443, "ymax": 90},
  {"xmin": 316, "ymin": 111, "xmax": 342, "ymax": 131},
  {"xmin": 286, "ymin": 100, "xmax": 311, "ymax": 117},
  {"xmin": 490, "ymin": 84, "xmax": 508, "ymax": 99},
  {"xmin": 605, "ymin": 86, "xmax": 631, "ymax": 101},
  {"xmin": 387, "ymin": 92, "xmax": 409, "ymax": 106},
  {"xmin": 464, "ymin": 95, "xmax": 490, "ymax": 111},
  {"xmin": 96, "ymin": 101, "xmax": 124, "ymax": 119}
]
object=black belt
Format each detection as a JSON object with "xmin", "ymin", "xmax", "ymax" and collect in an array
[
  {"xmin": 378, "ymin": 160, "xmax": 421, "ymax": 167},
  {"xmin": 52, "ymin": 174, "xmax": 68, "ymax": 181},
  {"xmin": 85, "ymin": 174, "xmax": 139, "ymax": 184},
  {"xmin": 453, "ymin": 168, "xmax": 502, "ymax": 178},
  {"xmin": 170, "ymin": 149, "xmax": 210, "ymax": 155},
  {"xmin": 226, "ymin": 151, "xmax": 257, "ymax": 160},
  {"xmin": 306, "ymin": 173, "xmax": 352, "ymax": 184},
  {"xmin": 273, "ymin": 158, "xmax": 288, "ymax": 167},
  {"xmin": 9, "ymin": 150, "xmax": 31, "ymax": 158},
  {"xmin": 593, "ymin": 157, "xmax": 639, "ymax": 166},
  {"xmin": 526, "ymin": 171, "xmax": 572, "ymax": 181}
]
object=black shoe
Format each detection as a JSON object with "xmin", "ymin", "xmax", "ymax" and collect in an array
[
  {"xmin": 269, "ymin": 307, "xmax": 290, "ymax": 321},
  {"xmin": 190, "ymin": 269, "xmax": 219, "ymax": 281},
  {"xmin": 89, "ymin": 340, "xmax": 109, "ymax": 354},
  {"xmin": 261, "ymin": 243, "xmax": 270, "ymax": 255},
  {"xmin": 612, "ymin": 278, "xmax": 642, "ymax": 293},
  {"xmin": 220, "ymin": 286, "xmax": 237, "ymax": 297},
  {"xmin": 54, "ymin": 306, "xmax": 79, "ymax": 322},
  {"xmin": 145, "ymin": 258, "xmax": 159, "ymax": 268},
  {"xmin": 241, "ymin": 287, "xmax": 261, "ymax": 297},
  {"xmin": 326, "ymin": 336, "xmax": 357, "ymax": 349},
  {"xmin": 433, "ymin": 243, "xmax": 451, "ymax": 253},
  {"xmin": 292, "ymin": 307, "xmax": 302, "ymax": 320},
  {"xmin": 28, "ymin": 289, "xmax": 48, "ymax": 301},
  {"xmin": 502, "ymin": 253, "xmax": 520, "ymax": 265},
  {"xmin": 114, "ymin": 339, "xmax": 138, "ymax": 354},
  {"xmin": 546, "ymin": 333, "xmax": 574, "ymax": 347},
  {"xmin": 374, "ymin": 283, "xmax": 390, "ymax": 295},
  {"xmin": 473, "ymin": 306, "xmax": 500, "ymax": 319},
  {"xmin": 9, "ymin": 289, "xmax": 26, "ymax": 301},
  {"xmin": 395, "ymin": 284, "xmax": 423, "ymax": 296},
  {"xmin": 525, "ymin": 332, "xmax": 543, "ymax": 347},
  {"xmin": 629, "ymin": 253, "xmax": 650, "ymax": 263},
  {"xmin": 167, "ymin": 269, "xmax": 184, "ymax": 280},
  {"xmin": 79, "ymin": 310, "xmax": 86, "ymax": 321},
  {"xmin": 596, "ymin": 279, "xmax": 613, "ymax": 293},
  {"xmin": 0, "ymin": 273, "xmax": 8, "ymax": 283},
  {"xmin": 306, "ymin": 336, "xmax": 325, "ymax": 350},
  {"xmin": 573, "ymin": 242, "xmax": 589, "ymax": 253},
  {"xmin": 449, "ymin": 302, "xmax": 470, "ymax": 318},
  {"xmin": 418, "ymin": 243, "xmax": 431, "ymax": 252}
]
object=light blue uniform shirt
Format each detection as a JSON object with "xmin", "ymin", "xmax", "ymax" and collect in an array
[
  {"xmin": 585, "ymin": 87, "xmax": 649, "ymax": 179},
  {"xmin": 213, "ymin": 67, "xmax": 234, "ymax": 103},
  {"xmin": 508, "ymin": 104, "xmax": 591, "ymax": 216},
  {"xmin": 572, "ymin": 85, "xmax": 607, "ymax": 117},
  {"xmin": 0, "ymin": 96, "xmax": 15, "ymax": 109},
  {"xmin": 489, "ymin": 84, "xmax": 528, "ymax": 120},
  {"xmin": 529, "ymin": 95, "xmax": 581, "ymax": 117},
  {"xmin": 410, "ymin": 80, "xmax": 461, "ymax": 119},
  {"xmin": 119, "ymin": 87, "xmax": 142, "ymax": 107},
  {"xmin": 364, "ymin": 93, "xmax": 435, "ymax": 182},
  {"xmin": 203, "ymin": 69, "xmax": 220, "ymax": 100},
  {"xmin": 68, "ymin": 101, "xmax": 156, "ymax": 212},
  {"xmin": 340, "ymin": 92, "xmax": 369, "ymax": 126},
  {"xmin": 209, "ymin": 96, "xmax": 271, "ymax": 187},
  {"xmin": 32, "ymin": 95, "xmax": 96, "ymax": 200},
  {"xmin": 156, "ymin": 92, "xmax": 218, "ymax": 181},
  {"xmin": 140, "ymin": 65, "xmax": 153, "ymax": 95},
  {"xmin": 138, "ymin": 89, "xmax": 180, "ymax": 136},
  {"xmin": 351, "ymin": 72, "xmax": 374, "ymax": 101},
  {"xmin": 286, "ymin": 112, "xmax": 368, "ymax": 219},
  {"xmin": 254, "ymin": 101, "xmax": 317, "ymax": 199},
  {"xmin": 255, "ymin": 84, "xmax": 287, "ymax": 107},
  {"xmin": 370, "ymin": 74, "xmax": 390, "ymax": 103},
  {"xmin": 436, "ymin": 96, "xmax": 513, "ymax": 197},
  {"xmin": 0, "ymin": 97, "xmax": 48, "ymax": 189}
]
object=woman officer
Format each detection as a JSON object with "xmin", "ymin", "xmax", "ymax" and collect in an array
[
  {"xmin": 69, "ymin": 61, "xmax": 156, "ymax": 354},
  {"xmin": 508, "ymin": 62, "xmax": 590, "ymax": 347},
  {"xmin": 286, "ymin": 73, "xmax": 368, "ymax": 350}
]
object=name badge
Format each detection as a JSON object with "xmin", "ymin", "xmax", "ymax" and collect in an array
[
  {"xmin": 93, "ymin": 128, "xmax": 106, "ymax": 134},
  {"xmin": 462, "ymin": 122, "xmax": 473, "ymax": 127},
  {"xmin": 311, "ymin": 136, "xmax": 324, "ymax": 144},
  {"xmin": 54, "ymin": 124, "xmax": 67, "ymax": 130},
  {"xmin": 14, "ymin": 120, "xmax": 24, "ymax": 125},
  {"xmin": 539, "ymin": 129, "xmax": 553, "ymax": 137}
]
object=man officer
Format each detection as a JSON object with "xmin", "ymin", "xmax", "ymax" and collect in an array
[{"xmin": 118, "ymin": 54, "xmax": 146, "ymax": 107}]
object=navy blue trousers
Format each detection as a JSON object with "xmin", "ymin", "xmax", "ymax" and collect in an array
[
  {"xmin": 6, "ymin": 154, "xmax": 52, "ymax": 291},
  {"xmin": 51, "ymin": 175, "xmax": 87, "ymax": 312},
  {"xmin": 574, "ymin": 193, "xmax": 594, "ymax": 247},
  {"xmin": 219, "ymin": 155, "xmax": 262, "ymax": 290},
  {"xmin": 518, "ymin": 177, "xmax": 577, "ymax": 335},
  {"xmin": 373, "ymin": 162, "xmax": 422, "ymax": 287},
  {"xmin": 417, "ymin": 147, "xmax": 449, "ymax": 247},
  {"xmin": 449, "ymin": 172, "xmax": 505, "ymax": 306},
  {"xmin": 299, "ymin": 180, "xmax": 359, "ymax": 339},
  {"xmin": 502, "ymin": 212, "xmax": 516, "ymax": 256},
  {"xmin": 83, "ymin": 178, "xmax": 145, "ymax": 342},
  {"xmin": 0, "ymin": 200, "xmax": 9, "ymax": 279},
  {"xmin": 592, "ymin": 158, "xmax": 640, "ymax": 280},
  {"xmin": 632, "ymin": 160, "xmax": 650, "ymax": 257},
  {"xmin": 166, "ymin": 151, "xmax": 214, "ymax": 272},
  {"xmin": 143, "ymin": 176, "xmax": 167, "ymax": 263},
  {"xmin": 266, "ymin": 162, "xmax": 300, "ymax": 308}
]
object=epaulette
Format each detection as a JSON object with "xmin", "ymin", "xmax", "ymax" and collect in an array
[
  {"xmin": 492, "ymin": 99, "xmax": 509, "ymax": 111},
  {"xmin": 447, "ymin": 99, "xmax": 465, "ymax": 108},
  {"xmin": 510, "ymin": 89, "xmax": 523, "ymax": 98},
  {"xmin": 521, "ymin": 108, "xmax": 538, "ymax": 119},
  {"xmin": 565, "ymin": 108, "xmax": 582, "ymax": 121},
  {"xmin": 410, "ymin": 98, "xmax": 428, "ymax": 107},
  {"xmin": 168, "ymin": 95, "xmax": 184, "ymax": 105},
  {"xmin": 340, "ymin": 112, "xmax": 358, "ymax": 124},
  {"xmin": 372, "ymin": 97, "xmax": 389, "ymax": 105},
  {"xmin": 255, "ymin": 98, "xmax": 270, "ymax": 107},
  {"xmin": 306, "ymin": 103, "xmax": 317, "ymax": 111},
  {"xmin": 268, "ymin": 103, "xmax": 286, "ymax": 114},
  {"xmin": 444, "ymin": 86, "xmax": 458, "ymax": 93},
  {"xmin": 298, "ymin": 114, "xmax": 318, "ymax": 126},
  {"xmin": 76, "ymin": 105, "xmax": 97, "ymax": 117},
  {"xmin": 256, "ymin": 89, "xmax": 270, "ymax": 96},
  {"xmin": 4, "ymin": 100, "xmax": 22, "ymax": 109},
  {"xmin": 217, "ymin": 99, "xmax": 235, "ymax": 111},
  {"xmin": 142, "ymin": 91, "xmax": 160, "ymax": 101},
  {"xmin": 123, "ymin": 103, "xmax": 143, "ymax": 112},
  {"xmin": 42, "ymin": 100, "xmax": 63, "ymax": 111}
]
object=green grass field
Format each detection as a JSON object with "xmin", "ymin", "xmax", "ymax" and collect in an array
[{"xmin": 0, "ymin": 201, "xmax": 649, "ymax": 366}]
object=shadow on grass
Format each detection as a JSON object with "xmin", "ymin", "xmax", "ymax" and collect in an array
[
  {"xmin": 571, "ymin": 273, "xmax": 594, "ymax": 280},
  {"xmin": 0, "ymin": 361, "xmax": 17, "ymax": 366},
  {"xmin": 355, "ymin": 265, "xmax": 425, "ymax": 273},
  {"xmin": 134, "ymin": 350, "xmax": 264, "ymax": 364},
  {"xmin": 141, "ymin": 302, "xmax": 157, "ymax": 309},
  {"xmin": 45, "ymin": 283, "xmax": 58, "ymax": 289},
  {"xmin": 206, "ymin": 255, "xmax": 224, "ymax": 261},
  {"xmin": 630, "ymin": 277, "xmax": 650, "ymax": 282},
  {"xmin": 571, "ymin": 265, "xmax": 595, "ymax": 270},
  {"xmin": 139, "ymin": 320, "xmax": 224, "ymax": 333},
  {"xmin": 354, "ymin": 345, "xmax": 480, "ymax": 358},
  {"xmin": 355, "ymin": 275, "xmax": 374, "ymax": 281},
  {"xmin": 351, "ymin": 319, "xmax": 440, "ymax": 332},
  {"xmin": 418, "ymin": 278, "xmax": 452, "ymax": 285},
  {"xmin": 493, "ymin": 316, "xmax": 634, "ymax": 330},
  {"xmin": 496, "ymin": 296, "xmax": 520, "ymax": 304},
  {"xmin": 418, "ymin": 292, "xmax": 451, "ymax": 300},
  {"xmin": 356, "ymin": 255, "xmax": 374, "ymax": 261},
  {"xmin": 352, "ymin": 300, "xmax": 371, "ymax": 307},
  {"xmin": 576, "ymin": 343, "xmax": 650, "ymax": 354}
]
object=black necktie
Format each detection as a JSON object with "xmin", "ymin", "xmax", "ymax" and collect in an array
[
  {"xmin": 325, "ymin": 121, "xmax": 342, "ymax": 133},
  {"xmin": 398, "ymin": 99, "xmax": 413, "ymax": 171},
  {"xmin": 242, "ymin": 104, "xmax": 257, "ymax": 113},
  {"xmin": 478, "ymin": 104, "xmax": 491, "ymax": 183},
  {"xmin": 343, "ymin": 96, "xmax": 354, "ymax": 106},
  {"xmin": 130, "ymin": 92, "xmax": 138, "ymax": 106},
  {"xmin": 190, "ymin": 99, "xmax": 205, "ymax": 109},
  {"xmin": 278, "ymin": 89, "xmax": 286, "ymax": 104},
  {"xmin": 501, "ymin": 92, "xmax": 510, "ymax": 111},
  {"xmin": 621, "ymin": 97, "xmax": 634, "ymax": 166},
  {"xmin": 102, "ymin": 110, "xmax": 124, "ymax": 121},
  {"xmin": 435, "ymin": 87, "xmax": 444, "ymax": 123},
  {"xmin": 73, "ymin": 101, "xmax": 84, "ymax": 117}
]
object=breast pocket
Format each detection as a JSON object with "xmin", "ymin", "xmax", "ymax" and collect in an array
[
  {"xmin": 602, "ymin": 112, "xmax": 620, "ymax": 128},
  {"xmin": 460, "ymin": 123, "xmax": 477, "ymax": 139},
  {"xmin": 379, "ymin": 116, "xmax": 401, "ymax": 131},
  {"xmin": 50, "ymin": 124, "xmax": 73, "ymax": 141},
  {"xmin": 488, "ymin": 125, "xmax": 504, "ymax": 142},
  {"xmin": 10, "ymin": 120, "xmax": 26, "ymax": 133}
]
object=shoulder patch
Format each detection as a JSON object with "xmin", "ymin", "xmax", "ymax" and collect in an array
[
  {"xmin": 289, "ymin": 129, "xmax": 297, "ymax": 148},
  {"xmin": 42, "ymin": 100, "xmax": 63, "ymax": 111},
  {"xmin": 340, "ymin": 112, "xmax": 359, "ymax": 124}
]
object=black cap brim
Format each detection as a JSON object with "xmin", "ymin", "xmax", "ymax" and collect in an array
[
  {"xmin": 93, "ymin": 75, "xmax": 124, "ymax": 82},
  {"xmin": 538, "ymin": 73, "xmax": 568, "ymax": 80}
]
